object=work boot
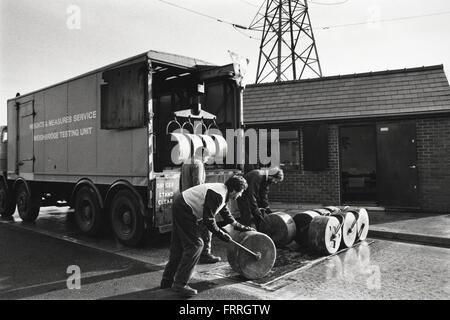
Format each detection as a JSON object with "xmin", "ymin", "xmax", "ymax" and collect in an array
[
  {"xmin": 160, "ymin": 279, "xmax": 173, "ymax": 289},
  {"xmin": 199, "ymin": 253, "xmax": 222, "ymax": 264},
  {"xmin": 172, "ymin": 284, "xmax": 198, "ymax": 297}
]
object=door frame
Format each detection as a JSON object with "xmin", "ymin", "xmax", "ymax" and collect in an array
[
  {"xmin": 15, "ymin": 99, "xmax": 35, "ymax": 175},
  {"xmin": 338, "ymin": 123, "xmax": 378, "ymax": 205},
  {"xmin": 376, "ymin": 120, "xmax": 419, "ymax": 209}
]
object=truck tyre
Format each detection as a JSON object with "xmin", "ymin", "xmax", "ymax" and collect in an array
[
  {"xmin": 15, "ymin": 184, "xmax": 40, "ymax": 222},
  {"xmin": 74, "ymin": 186, "xmax": 103, "ymax": 236},
  {"xmin": 110, "ymin": 189, "xmax": 145, "ymax": 246},
  {"xmin": 0, "ymin": 180, "xmax": 16, "ymax": 218}
]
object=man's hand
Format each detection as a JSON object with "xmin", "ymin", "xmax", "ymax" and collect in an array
[
  {"xmin": 259, "ymin": 207, "xmax": 272, "ymax": 216},
  {"xmin": 216, "ymin": 231, "xmax": 232, "ymax": 242},
  {"xmin": 233, "ymin": 222, "xmax": 256, "ymax": 232}
]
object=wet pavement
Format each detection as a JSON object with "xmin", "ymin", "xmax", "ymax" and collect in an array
[
  {"xmin": 268, "ymin": 240, "xmax": 450, "ymax": 300},
  {"xmin": 367, "ymin": 211, "xmax": 450, "ymax": 247},
  {"xmin": 1, "ymin": 207, "xmax": 449, "ymax": 300}
]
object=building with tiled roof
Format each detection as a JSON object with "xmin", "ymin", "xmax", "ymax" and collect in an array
[{"xmin": 243, "ymin": 65, "xmax": 450, "ymax": 212}]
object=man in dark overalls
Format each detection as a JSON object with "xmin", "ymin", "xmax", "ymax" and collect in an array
[
  {"xmin": 179, "ymin": 147, "xmax": 221, "ymax": 264},
  {"xmin": 161, "ymin": 175, "xmax": 254, "ymax": 297},
  {"xmin": 237, "ymin": 167, "xmax": 284, "ymax": 229}
]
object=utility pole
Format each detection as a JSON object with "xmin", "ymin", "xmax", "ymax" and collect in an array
[{"xmin": 250, "ymin": 0, "xmax": 322, "ymax": 83}]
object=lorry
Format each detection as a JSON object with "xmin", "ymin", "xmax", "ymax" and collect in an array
[{"xmin": 0, "ymin": 50, "xmax": 246, "ymax": 246}]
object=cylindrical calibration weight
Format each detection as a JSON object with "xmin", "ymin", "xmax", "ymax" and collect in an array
[
  {"xmin": 227, "ymin": 231, "xmax": 276, "ymax": 280},
  {"xmin": 293, "ymin": 210, "xmax": 320, "ymax": 246},
  {"xmin": 308, "ymin": 215, "xmax": 342, "ymax": 255},
  {"xmin": 257, "ymin": 212, "xmax": 296, "ymax": 247}
]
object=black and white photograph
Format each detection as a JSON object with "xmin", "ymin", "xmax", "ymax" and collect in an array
[{"xmin": 0, "ymin": 0, "xmax": 449, "ymax": 308}]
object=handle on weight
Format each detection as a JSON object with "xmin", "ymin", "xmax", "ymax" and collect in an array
[
  {"xmin": 229, "ymin": 239, "xmax": 261, "ymax": 260},
  {"xmin": 348, "ymin": 216, "xmax": 358, "ymax": 234},
  {"xmin": 357, "ymin": 223, "xmax": 366, "ymax": 239}
]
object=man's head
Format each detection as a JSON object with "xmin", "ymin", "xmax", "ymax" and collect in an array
[
  {"xmin": 267, "ymin": 167, "xmax": 284, "ymax": 184},
  {"xmin": 225, "ymin": 175, "xmax": 248, "ymax": 200}
]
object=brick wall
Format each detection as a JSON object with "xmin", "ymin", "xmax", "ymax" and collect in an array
[
  {"xmin": 416, "ymin": 117, "xmax": 450, "ymax": 212},
  {"xmin": 256, "ymin": 117, "xmax": 450, "ymax": 211},
  {"xmin": 269, "ymin": 125, "xmax": 341, "ymax": 205}
]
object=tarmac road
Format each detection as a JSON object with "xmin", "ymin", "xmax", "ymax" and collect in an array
[
  {"xmin": 0, "ymin": 222, "xmax": 260, "ymax": 300},
  {"xmin": 0, "ymin": 223, "xmax": 163, "ymax": 300},
  {"xmin": 0, "ymin": 214, "xmax": 449, "ymax": 300}
]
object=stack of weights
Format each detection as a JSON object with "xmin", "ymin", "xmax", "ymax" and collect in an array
[
  {"xmin": 321, "ymin": 207, "xmax": 357, "ymax": 249},
  {"xmin": 345, "ymin": 207, "xmax": 370, "ymax": 242},
  {"xmin": 324, "ymin": 206, "xmax": 370, "ymax": 243},
  {"xmin": 293, "ymin": 206, "xmax": 370, "ymax": 256},
  {"xmin": 257, "ymin": 212, "xmax": 297, "ymax": 248}
]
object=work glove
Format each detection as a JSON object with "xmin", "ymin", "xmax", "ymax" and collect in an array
[
  {"xmin": 216, "ymin": 231, "xmax": 232, "ymax": 243},
  {"xmin": 233, "ymin": 222, "xmax": 256, "ymax": 232},
  {"xmin": 259, "ymin": 207, "xmax": 272, "ymax": 216},
  {"xmin": 254, "ymin": 209, "xmax": 271, "ymax": 232}
]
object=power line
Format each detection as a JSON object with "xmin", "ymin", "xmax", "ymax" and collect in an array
[
  {"xmin": 319, "ymin": 10, "xmax": 450, "ymax": 30},
  {"xmin": 156, "ymin": 1, "xmax": 450, "ymax": 36},
  {"xmin": 239, "ymin": 0, "xmax": 260, "ymax": 8},
  {"xmin": 233, "ymin": 25, "xmax": 261, "ymax": 41},
  {"xmin": 309, "ymin": 0, "xmax": 350, "ymax": 6},
  {"xmin": 242, "ymin": 0, "xmax": 350, "ymax": 7},
  {"xmin": 156, "ymin": 0, "xmax": 250, "ymax": 30}
]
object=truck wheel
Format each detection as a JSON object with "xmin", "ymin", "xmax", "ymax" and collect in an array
[
  {"xmin": 74, "ymin": 186, "xmax": 103, "ymax": 235},
  {"xmin": 0, "ymin": 180, "xmax": 16, "ymax": 218},
  {"xmin": 110, "ymin": 189, "xmax": 145, "ymax": 246},
  {"xmin": 15, "ymin": 184, "xmax": 40, "ymax": 222}
]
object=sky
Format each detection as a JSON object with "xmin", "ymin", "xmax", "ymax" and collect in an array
[{"xmin": 1, "ymin": 0, "xmax": 450, "ymax": 125}]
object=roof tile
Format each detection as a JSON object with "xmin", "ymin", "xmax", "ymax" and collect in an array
[{"xmin": 244, "ymin": 65, "xmax": 450, "ymax": 123}]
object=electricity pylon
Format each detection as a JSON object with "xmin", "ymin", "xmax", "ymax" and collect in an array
[{"xmin": 250, "ymin": 0, "xmax": 323, "ymax": 83}]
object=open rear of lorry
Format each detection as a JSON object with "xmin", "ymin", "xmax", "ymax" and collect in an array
[{"xmin": 0, "ymin": 50, "xmax": 245, "ymax": 246}]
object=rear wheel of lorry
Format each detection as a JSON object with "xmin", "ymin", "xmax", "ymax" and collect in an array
[
  {"xmin": 15, "ymin": 184, "xmax": 40, "ymax": 222},
  {"xmin": 110, "ymin": 189, "xmax": 145, "ymax": 247},
  {"xmin": 0, "ymin": 180, "xmax": 16, "ymax": 218},
  {"xmin": 74, "ymin": 186, "xmax": 103, "ymax": 235}
]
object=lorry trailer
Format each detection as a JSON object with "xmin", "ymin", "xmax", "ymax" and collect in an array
[{"xmin": 0, "ymin": 50, "xmax": 245, "ymax": 246}]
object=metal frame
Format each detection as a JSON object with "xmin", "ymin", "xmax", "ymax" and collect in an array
[
  {"xmin": 147, "ymin": 57, "xmax": 155, "ymax": 209},
  {"xmin": 250, "ymin": 0, "xmax": 322, "ymax": 83}
]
